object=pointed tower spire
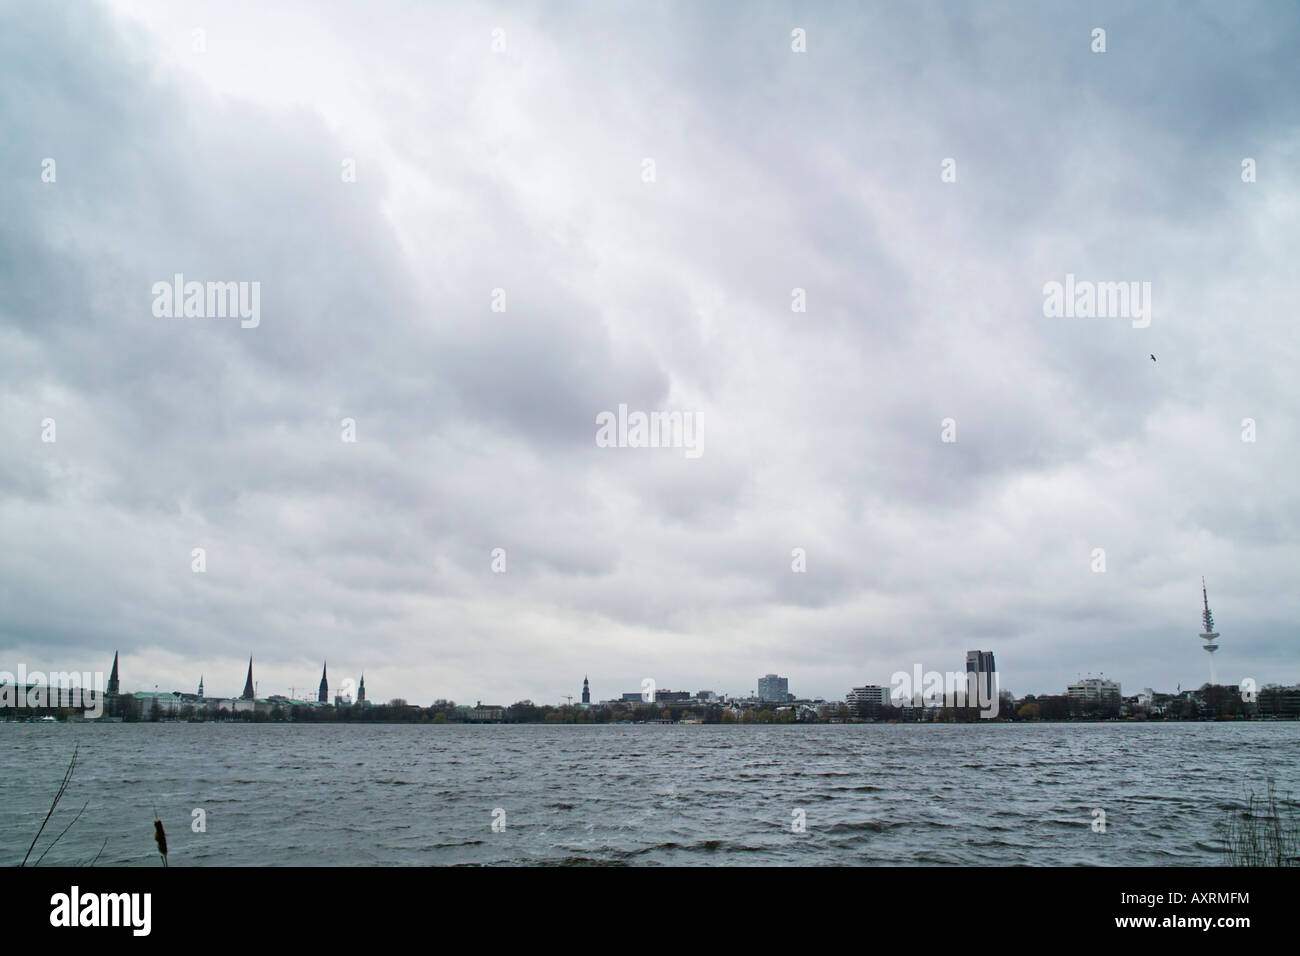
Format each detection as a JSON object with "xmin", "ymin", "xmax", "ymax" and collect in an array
[
  {"xmin": 198, "ymin": 674, "xmax": 204, "ymax": 697},
  {"xmin": 357, "ymin": 672, "xmax": 366, "ymax": 706},
  {"xmin": 241, "ymin": 657, "xmax": 256, "ymax": 700},
  {"xmin": 107, "ymin": 651, "xmax": 120, "ymax": 695},
  {"xmin": 318, "ymin": 661, "xmax": 329, "ymax": 703}
]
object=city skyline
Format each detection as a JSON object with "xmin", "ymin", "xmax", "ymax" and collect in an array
[{"xmin": 12, "ymin": 608, "xmax": 1276, "ymax": 707}]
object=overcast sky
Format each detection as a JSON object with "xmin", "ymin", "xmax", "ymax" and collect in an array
[{"xmin": 2, "ymin": 1, "xmax": 1297, "ymax": 706}]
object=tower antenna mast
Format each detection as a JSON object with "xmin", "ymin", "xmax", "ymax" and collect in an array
[{"xmin": 1199, "ymin": 576, "xmax": 1221, "ymax": 686}]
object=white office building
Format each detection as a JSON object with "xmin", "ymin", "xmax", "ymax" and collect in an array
[
  {"xmin": 1067, "ymin": 676, "xmax": 1122, "ymax": 702},
  {"xmin": 847, "ymin": 685, "xmax": 892, "ymax": 709}
]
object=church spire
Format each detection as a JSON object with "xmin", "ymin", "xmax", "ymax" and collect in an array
[
  {"xmin": 241, "ymin": 657, "xmax": 255, "ymax": 700},
  {"xmin": 107, "ymin": 650, "xmax": 120, "ymax": 695},
  {"xmin": 318, "ymin": 661, "xmax": 329, "ymax": 703}
]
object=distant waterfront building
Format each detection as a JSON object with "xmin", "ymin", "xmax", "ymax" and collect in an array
[
  {"xmin": 847, "ymin": 685, "xmax": 891, "ymax": 713},
  {"xmin": 107, "ymin": 651, "xmax": 120, "ymax": 696},
  {"xmin": 582, "ymin": 676, "xmax": 590, "ymax": 705},
  {"xmin": 132, "ymin": 690, "xmax": 182, "ymax": 719},
  {"xmin": 318, "ymin": 662, "xmax": 329, "ymax": 704},
  {"xmin": 964, "ymin": 651, "xmax": 996, "ymax": 705},
  {"xmin": 1067, "ymin": 676, "xmax": 1121, "ymax": 703},
  {"xmin": 464, "ymin": 701, "xmax": 504, "ymax": 722},
  {"xmin": 197, "ymin": 675, "xmax": 204, "ymax": 697},
  {"xmin": 240, "ymin": 657, "xmax": 256, "ymax": 700},
  {"xmin": 757, "ymin": 674, "xmax": 790, "ymax": 703},
  {"xmin": 622, "ymin": 689, "xmax": 690, "ymax": 703},
  {"xmin": 1199, "ymin": 577, "xmax": 1221, "ymax": 685},
  {"xmin": 1258, "ymin": 684, "xmax": 1300, "ymax": 718},
  {"xmin": 357, "ymin": 673, "xmax": 366, "ymax": 706}
]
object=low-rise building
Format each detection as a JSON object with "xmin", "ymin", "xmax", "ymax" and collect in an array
[
  {"xmin": 1258, "ymin": 684, "xmax": 1300, "ymax": 718},
  {"xmin": 461, "ymin": 702, "xmax": 505, "ymax": 722},
  {"xmin": 1067, "ymin": 676, "xmax": 1122, "ymax": 702},
  {"xmin": 847, "ymin": 685, "xmax": 892, "ymax": 712}
]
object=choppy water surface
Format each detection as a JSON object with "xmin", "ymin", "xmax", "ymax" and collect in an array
[{"xmin": 1, "ymin": 722, "xmax": 1295, "ymax": 865}]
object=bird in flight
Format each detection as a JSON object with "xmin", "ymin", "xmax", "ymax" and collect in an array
[{"xmin": 1149, "ymin": 354, "xmax": 1156, "ymax": 362}]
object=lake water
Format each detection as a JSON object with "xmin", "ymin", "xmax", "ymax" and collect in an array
[{"xmin": 2, "ymin": 722, "xmax": 1295, "ymax": 866}]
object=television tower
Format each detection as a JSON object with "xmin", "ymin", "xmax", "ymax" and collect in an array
[{"xmin": 1199, "ymin": 577, "xmax": 1220, "ymax": 686}]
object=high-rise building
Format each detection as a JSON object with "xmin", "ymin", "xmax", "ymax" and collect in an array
[
  {"xmin": 757, "ymin": 674, "xmax": 790, "ymax": 702},
  {"xmin": 581, "ymin": 676, "xmax": 590, "ymax": 705},
  {"xmin": 964, "ymin": 650, "xmax": 996, "ymax": 706},
  {"xmin": 241, "ymin": 657, "xmax": 256, "ymax": 700},
  {"xmin": 1200, "ymin": 577, "xmax": 1221, "ymax": 685},
  {"xmin": 318, "ymin": 662, "xmax": 329, "ymax": 703},
  {"xmin": 107, "ymin": 651, "xmax": 120, "ymax": 696}
]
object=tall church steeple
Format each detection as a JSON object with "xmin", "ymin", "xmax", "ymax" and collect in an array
[
  {"xmin": 198, "ymin": 674, "xmax": 204, "ymax": 697},
  {"xmin": 318, "ymin": 662, "xmax": 329, "ymax": 703},
  {"xmin": 107, "ymin": 651, "xmax": 120, "ymax": 695},
  {"xmin": 582, "ymin": 675, "xmax": 590, "ymax": 705},
  {"xmin": 357, "ymin": 673, "xmax": 366, "ymax": 705},
  {"xmin": 241, "ymin": 657, "xmax": 256, "ymax": 700}
]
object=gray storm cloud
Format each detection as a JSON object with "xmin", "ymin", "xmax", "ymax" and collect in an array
[{"xmin": 1, "ymin": 0, "xmax": 1297, "ymax": 704}]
